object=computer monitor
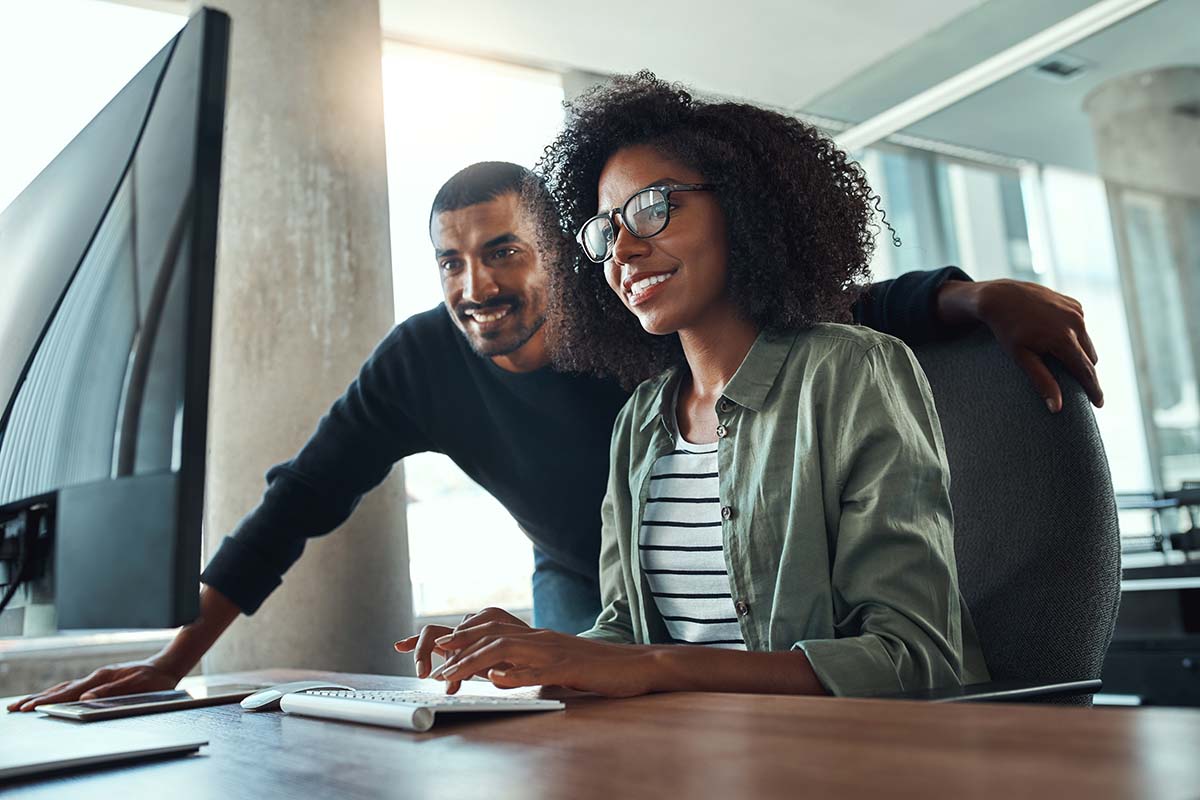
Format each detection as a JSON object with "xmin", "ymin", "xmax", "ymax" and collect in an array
[{"xmin": 0, "ymin": 8, "xmax": 229, "ymax": 635}]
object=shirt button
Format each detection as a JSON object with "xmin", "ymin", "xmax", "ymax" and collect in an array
[
  {"xmin": 716, "ymin": 424, "xmax": 728, "ymax": 438},
  {"xmin": 735, "ymin": 600, "xmax": 750, "ymax": 616},
  {"xmin": 719, "ymin": 399, "xmax": 733, "ymax": 413},
  {"xmin": 721, "ymin": 505, "xmax": 733, "ymax": 520}
]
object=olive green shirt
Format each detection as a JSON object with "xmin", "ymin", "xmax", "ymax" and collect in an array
[{"xmin": 579, "ymin": 323, "xmax": 990, "ymax": 696}]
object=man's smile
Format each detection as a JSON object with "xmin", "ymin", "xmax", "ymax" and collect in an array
[{"xmin": 464, "ymin": 304, "xmax": 512, "ymax": 325}]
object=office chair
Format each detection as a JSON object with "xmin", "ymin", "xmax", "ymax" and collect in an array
[{"xmin": 884, "ymin": 327, "xmax": 1122, "ymax": 705}]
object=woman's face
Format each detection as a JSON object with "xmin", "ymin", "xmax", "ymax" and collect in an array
[{"xmin": 596, "ymin": 145, "xmax": 730, "ymax": 336}]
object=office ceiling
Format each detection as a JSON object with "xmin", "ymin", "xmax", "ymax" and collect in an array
[
  {"xmin": 894, "ymin": 0, "xmax": 1200, "ymax": 174},
  {"xmin": 377, "ymin": 0, "xmax": 991, "ymax": 110},
  {"xmin": 379, "ymin": 0, "xmax": 1200, "ymax": 175}
]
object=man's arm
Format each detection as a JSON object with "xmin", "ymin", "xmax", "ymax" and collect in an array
[
  {"xmin": 7, "ymin": 585, "xmax": 239, "ymax": 712},
  {"xmin": 856, "ymin": 268, "xmax": 1103, "ymax": 413},
  {"xmin": 9, "ymin": 316, "xmax": 441, "ymax": 710},
  {"xmin": 936, "ymin": 278, "xmax": 1101, "ymax": 413},
  {"xmin": 200, "ymin": 321, "xmax": 436, "ymax": 614}
]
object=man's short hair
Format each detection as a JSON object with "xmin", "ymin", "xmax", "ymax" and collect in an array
[{"xmin": 429, "ymin": 161, "xmax": 532, "ymax": 229}]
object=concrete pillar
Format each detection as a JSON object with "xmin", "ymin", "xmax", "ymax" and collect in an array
[
  {"xmin": 191, "ymin": 0, "xmax": 414, "ymax": 676},
  {"xmin": 1084, "ymin": 66, "xmax": 1200, "ymax": 490},
  {"xmin": 1084, "ymin": 66, "xmax": 1200, "ymax": 197}
]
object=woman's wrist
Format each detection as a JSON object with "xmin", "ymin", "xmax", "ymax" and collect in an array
[
  {"xmin": 637, "ymin": 645, "xmax": 703, "ymax": 693},
  {"xmin": 629, "ymin": 646, "xmax": 828, "ymax": 696}
]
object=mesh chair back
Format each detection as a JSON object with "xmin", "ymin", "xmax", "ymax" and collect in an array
[{"xmin": 914, "ymin": 329, "xmax": 1121, "ymax": 705}]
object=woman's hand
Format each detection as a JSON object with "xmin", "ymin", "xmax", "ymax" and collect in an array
[
  {"xmin": 429, "ymin": 623, "xmax": 657, "ymax": 698},
  {"xmin": 394, "ymin": 607, "xmax": 531, "ymax": 694}
]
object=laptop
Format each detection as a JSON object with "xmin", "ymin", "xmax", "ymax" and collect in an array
[{"xmin": 0, "ymin": 726, "xmax": 206, "ymax": 781}]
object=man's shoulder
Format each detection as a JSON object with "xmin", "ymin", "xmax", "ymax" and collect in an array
[
  {"xmin": 391, "ymin": 304, "xmax": 456, "ymax": 341},
  {"xmin": 357, "ymin": 305, "xmax": 480, "ymax": 389},
  {"xmin": 375, "ymin": 305, "xmax": 460, "ymax": 358}
]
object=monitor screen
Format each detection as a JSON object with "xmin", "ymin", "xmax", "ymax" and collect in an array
[{"xmin": 0, "ymin": 8, "xmax": 228, "ymax": 633}]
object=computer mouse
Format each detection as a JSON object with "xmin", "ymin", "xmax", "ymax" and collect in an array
[{"xmin": 240, "ymin": 680, "xmax": 356, "ymax": 711}]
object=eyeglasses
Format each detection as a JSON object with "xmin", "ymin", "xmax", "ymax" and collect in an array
[{"xmin": 576, "ymin": 183, "xmax": 714, "ymax": 264}]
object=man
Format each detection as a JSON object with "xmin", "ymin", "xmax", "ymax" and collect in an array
[{"xmin": 9, "ymin": 161, "xmax": 1101, "ymax": 710}]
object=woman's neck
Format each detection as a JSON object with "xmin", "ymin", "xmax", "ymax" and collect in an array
[{"xmin": 676, "ymin": 300, "xmax": 760, "ymax": 402}]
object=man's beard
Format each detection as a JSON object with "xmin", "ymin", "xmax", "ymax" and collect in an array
[{"xmin": 447, "ymin": 299, "xmax": 546, "ymax": 358}]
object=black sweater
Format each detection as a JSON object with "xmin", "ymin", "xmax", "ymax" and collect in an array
[{"xmin": 202, "ymin": 267, "xmax": 971, "ymax": 613}]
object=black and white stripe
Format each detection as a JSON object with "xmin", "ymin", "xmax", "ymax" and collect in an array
[{"xmin": 640, "ymin": 437, "xmax": 745, "ymax": 650}]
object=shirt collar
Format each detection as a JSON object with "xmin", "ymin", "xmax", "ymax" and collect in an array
[
  {"xmin": 638, "ymin": 366, "xmax": 683, "ymax": 434},
  {"xmin": 637, "ymin": 330, "xmax": 798, "ymax": 432}
]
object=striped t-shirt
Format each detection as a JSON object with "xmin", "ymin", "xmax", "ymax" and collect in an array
[{"xmin": 639, "ymin": 432, "xmax": 746, "ymax": 650}]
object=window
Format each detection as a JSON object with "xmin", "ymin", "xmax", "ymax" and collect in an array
[
  {"xmin": 858, "ymin": 144, "xmax": 1152, "ymax": 508},
  {"xmin": 379, "ymin": 42, "xmax": 565, "ymax": 618},
  {"xmin": 0, "ymin": 0, "xmax": 184, "ymax": 213}
]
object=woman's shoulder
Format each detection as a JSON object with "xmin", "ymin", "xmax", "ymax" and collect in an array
[
  {"xmin": 782, "ymin": 323, "xmax": 917, "ymax": 375},
  {"xmin": 796, "ymin": 322, "xmax": 908, "ymax": 356}
]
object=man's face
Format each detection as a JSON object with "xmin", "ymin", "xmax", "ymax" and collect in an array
[{"xmin": 430, "ymin": 192, "xmax": 548, "ymax": 358}]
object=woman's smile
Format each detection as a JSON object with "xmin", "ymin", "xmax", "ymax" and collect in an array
[{"xmin": 623, "ymin": 269, "xmax": 677, "ymax": 306}]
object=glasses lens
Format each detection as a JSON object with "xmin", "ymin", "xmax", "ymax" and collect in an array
[
  {"xmin": 581, "ymin": 216, "xmax": 614, "ymax": 262},
  {"xmin": 624, "ymin": 189, "xmax": 669, "ymax": 237}
]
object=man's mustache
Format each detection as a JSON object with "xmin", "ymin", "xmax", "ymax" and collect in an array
[{"xmin": 456, "ymin": 296, "xmax": 521, "ymax": 317}]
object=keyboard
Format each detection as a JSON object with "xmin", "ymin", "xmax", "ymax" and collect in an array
[{"xmin": 278, "ymin": 690, "xmax": 565, "ymax": 732}]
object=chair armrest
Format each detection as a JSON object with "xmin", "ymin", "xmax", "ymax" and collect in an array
[{"xmin": 869, "ymin": 679, "xmax": 1102, "ymax": 703}]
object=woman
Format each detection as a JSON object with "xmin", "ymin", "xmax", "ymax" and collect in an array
[{"xmin": 396, "ymin": 72, "xmax": 988, "ymax": 698}]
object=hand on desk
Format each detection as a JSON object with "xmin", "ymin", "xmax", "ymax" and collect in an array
[{"xmin": 6, "ymin": 659, "xmax": 181, "ymax": 713}]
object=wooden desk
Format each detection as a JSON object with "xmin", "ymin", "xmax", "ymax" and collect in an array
[{"xmin": 4, "ymin": 668, "xmax": 1200, "ymax": 799}]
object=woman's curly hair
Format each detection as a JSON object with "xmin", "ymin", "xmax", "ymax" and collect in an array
[{"xmin": 528, "ymin": 71, "xmax": 887, "ymax": 389}]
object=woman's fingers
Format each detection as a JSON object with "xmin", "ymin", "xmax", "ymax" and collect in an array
[
  {"xmin": 395, "ymin": 625, "xmax": 452, "ymax": 678},
  {"xmin": 439, "ymin": 639, "xmax": 546, "ymax": 683},
  {"xmin": 435, "ymin": 620, "xmax": 529, "ymax": 653},
  {"xmin": 396, "ymin": 610, "xmax": 534, "ymax": 683},
  {"xmin": 449, "ymin": 608, "xmax": 529, "ymax": 638},
  {"xmin": 392, "ymin": 634, "xmax": 419, "ymax": 652}
]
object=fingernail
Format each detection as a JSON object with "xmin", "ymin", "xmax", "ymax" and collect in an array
[
  {"xmin": 440, "ymin": 664, "xmax": 458, "ymax": 678},
  {"xmin": 491, "ymin": 669, "xmax": 508, "ymax": 678},
  {"xmin": 1045, "ymin": 398, "xmax": 1057, "ymax": 413},
  {"xmin": 434, "ymin": 635, "xmax": 451, "ymax": 645}
]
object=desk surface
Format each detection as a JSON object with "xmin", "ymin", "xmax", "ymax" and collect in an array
[{"xmin": 4, "ymin": 668, "xmax": 1200, "ymax": 799}]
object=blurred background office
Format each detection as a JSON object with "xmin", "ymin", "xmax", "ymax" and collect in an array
[{"xmin": 0, "ymin": 0, "xmax": 1196, "ymax": 703}]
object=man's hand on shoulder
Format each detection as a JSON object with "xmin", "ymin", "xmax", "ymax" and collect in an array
[
  {"xmin": 5, "ymin": 659, "xmax": 183, "ymax": 713},
  {"xmin": 937, "ymin": 278, "xmax": 1103, "ymax": 413}
]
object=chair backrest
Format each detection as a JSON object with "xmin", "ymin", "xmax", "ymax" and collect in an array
[{"xmin": 914, "ymin": 329, "xmax": 1122, "ymax": 705}]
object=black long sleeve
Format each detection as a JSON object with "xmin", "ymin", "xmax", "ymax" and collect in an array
[
  {"xmin": 200, "ymin": 307, "xmax": 628, "ymax": 615},
  {"xmin": 853, "ymin": 266, "xmax": 974, "ymax": 347}
]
